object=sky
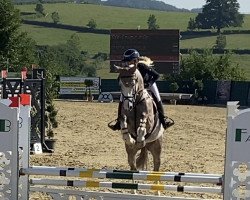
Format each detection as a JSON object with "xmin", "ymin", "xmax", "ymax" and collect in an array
[{"xmin": 161, "ymin": 0, "xmax": 250, "ymax": 13}]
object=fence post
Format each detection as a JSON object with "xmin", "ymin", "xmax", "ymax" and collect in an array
[
  {"xmin": 224, "ymin": 102, "xmax": 250, "ymax": 199},
  {"xmin": 0, "ymin": 98, "xmax": 19, "ymax": 200}
]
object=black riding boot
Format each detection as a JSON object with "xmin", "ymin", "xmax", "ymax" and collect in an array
[
  {"xmin": 155, "ymin": 101, "xmax": 174, "ymax": 130},
  {"xmin": 109, "ymin": 101, "xmax": 122, "ymax": 131}
]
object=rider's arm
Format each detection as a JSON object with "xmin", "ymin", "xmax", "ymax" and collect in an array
[
  {"xmin": 138, "ymin": 63, "xmax": 160, "ymax": 87},
  {"xmin": 147, "ymin": 67, "xmax": 160, "ymax": 86}
]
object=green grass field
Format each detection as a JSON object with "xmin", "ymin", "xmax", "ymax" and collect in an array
[
  {"xmin": 15, "ymin": 3, "xmax": 250, "ymax": 79},
  {"xmin": 17, "ymin": 3, "xmax": 197, "ymax": 29},
  {"xmin": 181, "ymin": 34, "xmax": 250, "ymax": 49},
  {"xmin": 231, "ymin": 55, "xmax": 250, "ymax": 78},
  {"xmin": 17, "ymin": 3, "xmax": 250, "ymax": 52},
  {"xmin": 18, "ymin": 3, "xmax": 197, "ymax": 54}
]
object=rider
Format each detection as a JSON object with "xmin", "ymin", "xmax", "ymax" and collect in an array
[{"xmin": 109, "ymin": 48, "xmax": 174, "ymax": 131}]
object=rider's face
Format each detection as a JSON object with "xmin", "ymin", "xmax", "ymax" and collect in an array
[{"xmin": 123, "ymin": 60, "xmax": 137, "ymax": 67}]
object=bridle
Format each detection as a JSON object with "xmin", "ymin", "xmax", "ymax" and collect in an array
[
  {"xmin": 119, "ymin": 75, "xmax": 137, "ymax": 111},
  {"xmin": 119, "ymin": 73, "xmax": 145, "ymax": 111}
]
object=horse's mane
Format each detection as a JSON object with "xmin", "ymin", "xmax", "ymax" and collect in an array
[{"xmin": 138, "ymin": 56, "xmax": 154, "ymax": 68}]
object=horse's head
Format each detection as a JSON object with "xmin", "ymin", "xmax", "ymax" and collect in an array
[{"xmin": 115, "ymin": 64, "xmax": 144, "ymax": 111}]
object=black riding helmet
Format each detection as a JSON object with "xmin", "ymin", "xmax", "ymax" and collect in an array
[{"xmin": 122, "ymin": 49, "xmax": 140, "ymax": 62}]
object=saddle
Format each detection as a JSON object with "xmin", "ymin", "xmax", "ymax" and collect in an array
[{"xmin": 144, "ymin": 99, "xmax": 163, "ymax": 142}]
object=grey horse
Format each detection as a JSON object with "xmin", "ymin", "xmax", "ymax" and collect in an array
[{"xmin": 115, "ymin": 64, "xmax": 164, "ymax": 171}]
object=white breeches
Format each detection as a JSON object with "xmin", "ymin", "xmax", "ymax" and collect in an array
[{"xmin": 149, "ymin": 83, "xmax": 161, "ymax": 102}]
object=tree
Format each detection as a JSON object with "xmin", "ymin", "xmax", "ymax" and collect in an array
[
  {"xmin": 51, "ymin": 12, "xmax": 60, "ymax": 24},
  {"xmin": 67, "ymin": 33, "xmax": 81, "ymax": 49},
  {"xmin": 37, "ymin": 34, "xmax": 95, "ymax": 77},
  {"xmin": 195, "ymin": 0, "xmax": 244, "ymax": 33},
  {"xmin": 35, "ymin": 3, "xmax": 45, "ymax": 16},
  {"xmin": 214, "ymin": 34, "xmax": 227, "ymax": 49},
  {"xmin": 147, "ymin": 14, "xmax": 159, "ymax": 30},
  {"xmin": 187, "ymin": 17, "xmax": 197, "ymax": 31},
  {"xmin": 0, "ymin": 0, "xmax": 36, "ymax": 70},
  {"xmin": 86, "ymin": 19, "xmax": 97, "ymax": 29},
  {"xmin": 179, "ymin": 50, "xmax": 246, "ymax": 82}
]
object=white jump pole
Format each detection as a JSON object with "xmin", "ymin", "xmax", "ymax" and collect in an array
[
  {"xmin": 22, "ymin": 167, "xmax": 222, "ymax": 184},
  {"xmin": 29, "ymin": 178, "xmax": 222, "ymax": 194},
  {"xmin": 24, "ymin": 165, "xmax": 222, "ymax": 177}
]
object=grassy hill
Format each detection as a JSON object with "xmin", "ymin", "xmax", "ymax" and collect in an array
[
  {"xmin": 16, "ymin": 3, "xmax": 250, "ymax": 79},
  {"xmin": 17, "ymin": 3, "xmax": 198, "ymax": 54}
]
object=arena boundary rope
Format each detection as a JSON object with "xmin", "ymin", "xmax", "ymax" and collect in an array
[{"xmin": 0, "ymin": 96, "xmax": 249, "ymax": 199}]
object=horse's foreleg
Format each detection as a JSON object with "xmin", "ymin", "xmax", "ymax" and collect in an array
[
  {"xmin": 152, "ymin": 145, "xmax": 161, "ymax": 171},
  {"xmin": 137, "ymin": 113, "xmax": 147, "ymax": 143},
  {"xmin": 120, "ymin": 115, "xmax": 135, "ymax": 145},
  {"xmin": 153, "ymin": 154, "xmax": 161, "ymax": 171},
  {"xmin": 125, "ymin": 144, "xmax": 137, "ymax": 170},
  {"xmin": 148, "ymin": 137, "xmax": 162, "ymax": 172}
]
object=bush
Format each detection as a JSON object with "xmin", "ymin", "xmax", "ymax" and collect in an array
[
  {"xmin": 147, "ymin": 14, "xmax": 159, "ymax": 30},
  {"xmin": 214, "ymin": 34, "xmax": 227, "ymax": 50},
  {"xmin": 169, "ymin": 82, "xmax": 179, "ymax": 93},
  {"xmin": 51, "ymin": 11, "xmax": 60, "ymax": 24},
  {"xmin": 35, "ymin": 3, "xmax": 45, "ymax": 16},
  {"xmin": 187, "ymin": 18, "xmax": 197, "ymax": 31},
  {"xmin": 86, "ymin": 19, "xmax": 97, "ymax": 29},
  {"xmin": 179, "ymin": 50, "xmax": 246, "ymax": 81},
  {"xmin": 92, "ymin": 52, "xmax": 108, "ymax": 60}
]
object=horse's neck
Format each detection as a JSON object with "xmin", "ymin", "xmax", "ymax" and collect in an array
[
  {"xmin": 135, "ymin": 69, "xmax": 144, "ymax": 92},
  {"xmin": 126, "ymin": 90, "xmax": 155, "ymax": 135},
  {"xmin": 135, "ymin": 89, "xmax": 150, "ymax": 104}
]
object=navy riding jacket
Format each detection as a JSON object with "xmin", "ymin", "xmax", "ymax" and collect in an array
[{"xmin": 137, "ymin": 63, "xmax": 160, "ymax": 88}]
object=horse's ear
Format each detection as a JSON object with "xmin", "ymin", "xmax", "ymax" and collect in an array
[
  {"xmin": 113, "ymin": 65, "xmax": 123, "ymax": 73},
  {"xmin": 114, "ymin": 64, "xmax": 136, "ymax": 74}
]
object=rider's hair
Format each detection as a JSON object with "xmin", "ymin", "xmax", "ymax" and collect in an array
[{"xmin": 138, "ymin": 56, "xmax": 154, "ymax": 68}]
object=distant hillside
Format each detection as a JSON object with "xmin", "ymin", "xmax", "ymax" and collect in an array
[
  {"xmin": 14, "ymin": 0, "xmax": 190, "ymax": 12},
  {"xmin": 102, "ymin": 0, "xmax": 189, "ymax": 12},
  {"xmin": 191, "ymin": 8, "xmax": 202, "ymax": 13}
]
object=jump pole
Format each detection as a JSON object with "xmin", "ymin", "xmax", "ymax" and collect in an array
[{"xmin": 21, "ymin": 167, "xmax": 222, "ymax": 184}]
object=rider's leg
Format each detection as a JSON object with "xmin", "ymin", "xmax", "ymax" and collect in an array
[
  {"xmin": 149, "ymin": 83, "xmax": 174, "ymax": 129},
  {"xmin": 109, "ymin": 95, "xmax": 123, "ymax": 131}
]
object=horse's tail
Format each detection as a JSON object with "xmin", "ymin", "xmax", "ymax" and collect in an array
[{"xmin": 136, "ymin": 147, "xmax": 148, "ymax": 170}]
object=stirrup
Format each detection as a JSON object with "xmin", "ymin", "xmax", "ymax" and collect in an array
[
  {"xmin": 163, "ymin": 117, "xmax": 175, "ymax": 129},
  {"xmin": 108, "ymin": 119, "xmax": 121, "ymax": 131}
]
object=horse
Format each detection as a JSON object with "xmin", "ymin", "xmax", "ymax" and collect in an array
[{"xmin": 114, "ymin": 64, "xmax": 164, "ymax": 171}]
